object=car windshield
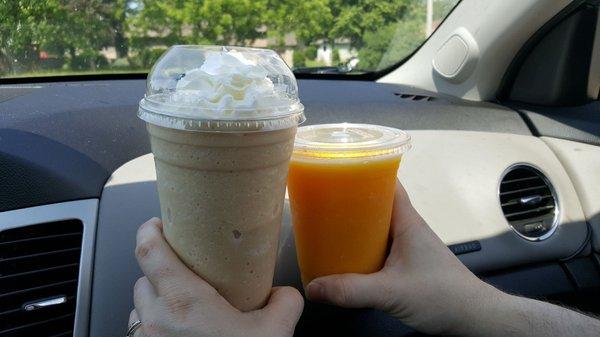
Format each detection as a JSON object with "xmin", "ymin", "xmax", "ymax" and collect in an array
[{"xmin": 1, "ymin": 0, "xmax": 459, "ymax": 79}]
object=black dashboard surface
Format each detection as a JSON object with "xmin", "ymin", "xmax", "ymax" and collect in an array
[
  {"xmin": 509, "ymin": 101, "xmax": 600, "ymax": 146},
  {"xmin": 0, "ymin": 79, "xmax": 531, "ymax": 212}
]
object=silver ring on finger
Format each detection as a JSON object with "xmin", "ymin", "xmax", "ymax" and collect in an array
[{"xmin": 126, "ymin": 320, "xmax": 142, "ymax": 337}]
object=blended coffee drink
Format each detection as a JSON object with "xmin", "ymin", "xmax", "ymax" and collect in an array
[{"xmin": 138, "ymin": 46, "xmax": 304, "ymax": 311}]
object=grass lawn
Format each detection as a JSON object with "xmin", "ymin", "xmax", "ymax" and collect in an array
[{"xmin": 305, "ymin": 59, "xmax": 328, "ymax": 67}]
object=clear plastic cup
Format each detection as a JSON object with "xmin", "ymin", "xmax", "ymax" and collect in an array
[
  {"xmin": 138, "ymin": 45, "xmax": 304, "ymax": 311},
  {"xmin": 287, "ymin": 123, "xmax": 411, "ymax": 286},
  {"xmin": 139, "ymin": 45, "xmax": 305, "ymax": 132}
]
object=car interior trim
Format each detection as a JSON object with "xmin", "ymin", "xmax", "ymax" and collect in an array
[
  {"xmin": 497, "ymin": 0, "xmax": 592, "ymax": 102},
  {"xmin": 589, "ymin": 3, "xmax": 600, "ymax": 99},
  {"xmin": 379, "ymin": 0, "xmax": 572, "ymax": 101},
  {"xmin": 0, "ymin": 199, "xmax": 99, "ymax": 337},
  {"xmin": 91, "ymin": 130, "xmax": 592, "ymax": 336},
  {"xmin": 542, "ymin": 137, "xmax": 600, "ymax": 252},
  {"xmin": 505, "ymin": 1, "xmax": 598, "ymax": 105},
  {"xmin": 0, "ymin": 79, "xmax": 532, "ymax": 213},
  {"xmin": 497, "ymin": 163, "xmax": 561, "ymax": 242}
]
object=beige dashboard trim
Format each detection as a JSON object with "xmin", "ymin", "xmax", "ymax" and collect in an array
[
  {"xmin": 542, "ymin": 137, "xmax": 600, "ymax": 252},
  {"xmin": 397, "ymin": 131, "xmax": 586, "ymax": 271},
  {"xmin": 101, "ymin": 131, "xmax": 588, "ymax": 274}
]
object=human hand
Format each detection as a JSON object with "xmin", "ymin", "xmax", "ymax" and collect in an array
[
  {"xmin": 304, "ymin": 181, "xmax": 499, "ymax": 335},
  {"xmin": 128, "ymin": 218, "xmax": 304, "ymax": 337}
]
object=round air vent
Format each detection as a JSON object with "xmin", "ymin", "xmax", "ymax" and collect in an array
[{"xmin": 499, "ymin": 164, "xmax": 559, "ymax": 241}]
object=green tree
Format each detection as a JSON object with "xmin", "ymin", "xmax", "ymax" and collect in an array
[
  {"xmin": 0, "ymin": 0, "xmax": 114, "ymax": 73},
  {"xmin": 332, "ymin": 47, "xmax": 340, "ymax": 64},
  {"xmin": 433, "ymin": 0, "xmax": 458, "ymax": 21},
  {"xmin": 128, "ymin": 0, "xmax": 270, "ymax": 48},
  {"xmin": 0, "ymin": 0, "xmax": 459, "ymax": 76},
  {"xmin": 357, "ymin": 3, "xmax": 424, "ymax": 70},
  {"xmin": 293, "ymin": 49, "xmax": 306, "ymax": 68},
  {"xmin": 190, "ymin": 0, "xmax": 269, "ymax": 44},
  {"xmin": 305, "ymin": 45, "xmax": 318, "ymax": 60},
  {"xmin": 329, "ymin": 0, "xmax": 412, "ymax": 48},
  {"xmin": 267, "ymin": 0, "xmax": 333, "ymax": 46},
  {"xmin": 105, "ymin": 0, "xmax": 132, "ymax": 58},
  {"xmin": 127, "ymin": 0, "xmax": 188, "ymax": 49},
  {"xmin": 356, "ymin": 0, "xmax": 458, "ymax": 70},
  {"xmin": 50, "ymin": 0, "xmax": 114, "ymax": 70},
  {"xmin": 0, "ymin": 0, "xmax": 52, "ymax": 73}
]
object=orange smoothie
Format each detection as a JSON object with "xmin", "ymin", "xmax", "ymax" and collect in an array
[
  {"xmin": 287, "ymin": 124, "xmax": 411, "ymax": 286},
  {"xmin": 288, "ymin": 155, "xmax": 400, "ymax": 285}
]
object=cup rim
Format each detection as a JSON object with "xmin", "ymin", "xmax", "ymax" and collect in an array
[{"xmin": 292, "ymin": 123, "xmax": 412, "ymax": 159}]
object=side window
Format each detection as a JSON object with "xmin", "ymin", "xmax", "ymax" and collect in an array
[
  {"xmin": 589, "ymin": 7, "xmax": 600, "ymax": 100},
  {"xmin": 501, "ymin": 1, "xmax": 599, "ymax": 106}
]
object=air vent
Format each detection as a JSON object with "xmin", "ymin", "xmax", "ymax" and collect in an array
[
  {"xmin": 393, "ymin": 92, "xmax": 435, "ymax": 101},
  {"xmin": 499, "ymin": 165, "xmax": 558, "ymax": 241},
  {"xmin": 0, "ymin": 220, "xmax": 83, "ymax": 337}
]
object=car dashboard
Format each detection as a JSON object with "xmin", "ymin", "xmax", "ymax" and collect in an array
[{"xmin": 0, "ymin": 79, "xmax": 599, "ymax": 337}]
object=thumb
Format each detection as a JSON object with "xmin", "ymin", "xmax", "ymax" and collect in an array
[
  {"xmin": 306, "ymin": 273, "xmax": 386, "ymax": 309},
  {"xmin": 259, "ymin": 287, "xmax": 304, "ymax": 331}
]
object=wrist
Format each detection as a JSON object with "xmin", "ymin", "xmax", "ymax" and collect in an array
[{"xmin": 443, "ymin": 279, "xmax": 507, "ymax": 336}]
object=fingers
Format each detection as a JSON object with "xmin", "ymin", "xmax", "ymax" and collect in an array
[
  {"xmin": 261, "ymin": 287, "xmax": 304, "ymax": 321},
  {"xmin": 393, "ymin": 178, "xmax": 412, "ymax": 206},
  {"xmin": 306, "ymin": 273, "xmax": 389, "ymax": 310},
  {"xmin": 133, "ymin": 276, "xmax": 157, "ymax": 319},
  {"xmin": 258, "ymin": 287, "xmax": 304, "ymax": 334},
  {"xmin": 391, "ymin": 180, "xmax": 425, "ymax": 239},
  {"xmin": 135, "ymin": 218, "xmax": 198, "ymax": 294},
  {"xmin": 128, "ymin": 309, "xmax": 145, "ymax": 337},
  {"xmin": 129, "ymin": 309, "xmax": 139, "ymax": 325}
]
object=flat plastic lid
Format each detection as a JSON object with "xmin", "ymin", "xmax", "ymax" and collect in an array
[
  {"xmin": 293, "ymin": 123, "xmax": 411, "ymax": 159},
  {"xmin": 138, "ymin": 45, "xmax": 304, "ymax": 132}
]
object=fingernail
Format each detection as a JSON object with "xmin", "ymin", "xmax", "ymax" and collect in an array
[{"xmin": 306, "ymin": 282, "xmax": 323, "ymax": 301}]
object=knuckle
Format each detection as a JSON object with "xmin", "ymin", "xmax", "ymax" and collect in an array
[
  {"xmin": 162, "ymin": 290, "xmax": 195, "ymax": 318},
  {"xmin": 141, "ymin": 318, "xmax": 162, "ymax": 337},
  {"xmin": 153, "ymin": 264, "xmax": 169, "ymax": 278},
  {"xmin": 276, "ymin": 318, "xmax": 297, "ymax": 336},
  {"xmin": 133, "ymin": 277, "xmax": 152, "ymax": 302},
  {"xmin": 133, "ymin": 277, "xmax": 146, "ymax": 293},
  {"xmin": 135, "ymin": 236, "xmax": 158, "ymax": 260},
  {"xmin": 259, "ymin": 313, "xmax": 295, "ymax": 337},
  {"xmin": 128, "ymin": 309, "xmax": 137, "ymax": 321},
  {"xmin": 379, "ymin": 280, "xmax": 397, "ymax": 312},
  {"xmin": 290, "ymin": 289, "xmax": 304, "ymax": 309},
  {"xmin": 288, "ymin": 289, "xmax": 304, "ymax": 313},
  {"xmin": 333, "ymin": 278, "xmax": 352, "ymax": 305}
]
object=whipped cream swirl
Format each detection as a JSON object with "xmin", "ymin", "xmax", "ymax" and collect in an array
[{"xmin": 169, "ymin": 50, "xmax": 292, "ymax": 115}]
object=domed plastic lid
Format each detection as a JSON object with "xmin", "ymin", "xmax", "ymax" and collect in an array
[
  {"xmin": 293, "ymin": 123, "xmax": 411, "ymax": 159},
  {"xmin": 138, "ymin": 45, "xmax": 305, "ymax": 132}
]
